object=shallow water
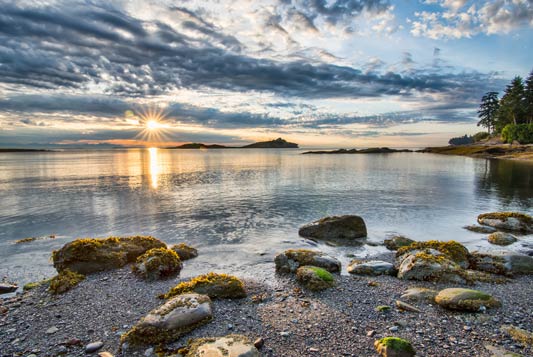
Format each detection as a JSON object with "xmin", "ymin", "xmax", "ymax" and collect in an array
[{"xmin": 0, "ymin": 149, "xmax": 532, "ymax": 286}]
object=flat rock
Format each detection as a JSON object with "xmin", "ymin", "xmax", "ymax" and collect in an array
[
  {"xmin": 487, "ymin": 232, "xmax": 517, "ymax": 246},
  {"xmin": 186, "ymin": 335, "xmax": 260, "ymax": 357},
  {"xmin": 478, "ymin": 212, "xmax": 533, "ymax": 233},
  {"xmin": 0, "ymin": 283, "xmax": 18, "ymax": 294},
  {"xmin": 384, "ymin": 236, "xmax": 414, "ymax": 251},
  {"xmin": 347, "ymin": 260, "xmax": 395, "ymax": 276},
  {"xmin": 469, "ymin": 251, "xmax": 533, "ymax": 275},
  {"xmin": 400, "ymin": 287, "xmax": 438, "ymax": 302},
  {"xmin": 85, "ymin": 341, "xmax": 104, "ymax": 353},
  {"xmin": 435, "ymin": 288, "xmax": 501, "ymax": 312},
  {"xmin": 298, "ymin": 215, "xmax": 367, "ymax": 244},
  {"xmin": 464, "ymin": 225, "xmax": 497, "ymax": 234},
  {"xmin": 275, "ymin": 249, "xmax": 341, "ymax": 274}
]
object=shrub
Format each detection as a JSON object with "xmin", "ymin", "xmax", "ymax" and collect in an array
[{"xmin": 501, "ymin": 124, "xmax": 533, "ymax": 144}]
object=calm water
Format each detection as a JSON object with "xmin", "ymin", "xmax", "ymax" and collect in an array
[{"xmin": 0, "ymin": 149, "xmax": 532, "ymax": 286}]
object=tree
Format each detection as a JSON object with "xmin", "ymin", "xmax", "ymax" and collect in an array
[
  {"xmin": 496, "ymin": 76, "xmax": 525, "ymax": 131},
  {"xmin": 524, "ymin": 70, "xmax": 533, "ymax": 124},
  {"xmin": 477, "ymin": 91, "xmax": 499, "ymax": 134}
]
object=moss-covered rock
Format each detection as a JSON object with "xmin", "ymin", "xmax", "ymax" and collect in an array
[
  {"xmin": 49, "ymin": 269, "xmax": 85, "ymax": 295},
  {"xmin": 469, "ymin": 251, "xmax": 533, "ymax": 275},
  {"xmin": 501, "ymin": 325, "xmax": 533, "ymax": 347},
  {"xmin": 184, "ymin": 334, "xmax": 260, "ymax": 357},
  {"xmin": 374, "ymin": 337, "xmax": 415, "ymax": 357},
  {"xmin": 170, "ymin": 243, "xmax": 198, "ymax": 261},
  {"xmin": 396, "ymin": 240, "xmax": 470, "ymax": 268},
  {"xmin": 274, "ymin": 249, "xmax": 341, "ymax": 274},
  {"xmin": 298, "ymin": 215, "xmax": 367, "ymax": 244},
  {"xmin": 296, "ymin": 266, "xmax": 335, "ymax": 291},
  {"xmin": 52, "ymin": 236, "xmax": 166, "ymax": 274},
  {"xmin": 488, "ymin": 232, "xmax": 517, "ymax": 246},
  {"xmin": 375, "ymin": 305, "xmax": 391, "ymax": 312},
  {"xmin": 384, "ymin": 236, "xmax": 415, "ymax": 251},
  {"xmin": 23, "ymin": 279, "xmax": 52, "ymax": 291},
  {"xmin": 347, "ymin": 260, "xmax": 396, "ymax": 276},
  {"xmin": 400, "ymin": 287, "xmax": 438, "ymax": 302},
  {"xmin": 121, "ymin": 293, "xmax": 212, "ymax": 346},
  {"xmin": 435, "ymin": 288, "xmax": 501, "ymax": 312},
  {"xmin": 161, "ymin": 273, "xmax": 246, "ymax": 300},
  {"xmin": 132, "ymin": 248, "xmax": 182, "ymax": 281},
  {"xmin": 397, "ymin": 249, "xmax": 467, "ymax": 283},
  {"xmin": 463, "ymin": 225, "xmax": 497, "ymax": 234},
  {"xmin": 478, "ymin": 212, "xmax": 533, "ymax": 233}
]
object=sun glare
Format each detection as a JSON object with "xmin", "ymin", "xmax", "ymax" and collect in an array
[
  {"xmin": 132, "ymin": 105, "xmax": 171, "ymax": 145},
  {"xmin": 146, "ymin": 120, "xmax": 161, "ymax": 130}
]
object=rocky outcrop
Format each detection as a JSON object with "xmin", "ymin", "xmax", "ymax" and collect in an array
[
  {"xmin": 132, "ymin": 248, "xmax": 182, "ymax": 281},
  {"xmin": 384, "ymin": 236, "xmax": 414, "ymax": 251},
  {"xmin": 347, "ymin": 260, "xmax": 395, "ymax": 276},
  {"xmin": 396, "ymin": 249, "xmax": 466, "ymax": 283},
  {"xmin": 435, "ymin": 288, "xmax": 501, "ymax": 312},
  {"xmin": 374, "ymin": 337, "xmax": 416, "ymax": 357},
  {"xmin": 296, "ymin": 266, "xmax": 335, "ymax": 291},
  {"xmin": 122, "ymin": 293, "xmax": 212, "ymax": 345},
  {"xmin": 274, "ymin": 249, "xmax": 341, "ymax": 274},
  {"xmin": 170, "ymin": 243, "xmax": 198, "ymax": 260},
  {"xmin": 396, "ymin": 240, "xmax": 470, "ymax": 269},
  {"xmin": 185, "ymin": 335, "xmax": 260, "ymax": 357},
  {"xmin": 161, "ymin": 273, "xmax": 246, "ymax": 300},
  {"xmin": 488, "ymin": 232, "xmax": 517, "ymax": 246},
  {"xmin": 477, "ymin": 212, "xmax": 532, "ymax": 233},
  {"xmin": 52, "ymin": 236, "xmax": 166, "ymax": 274},
  {"xmin": 298, "ymin": 215, "xmax": 367, "ymax": 244},
  {"xmin": 468, "ymin": 251, "xmax": 533, "ymax": 275}
]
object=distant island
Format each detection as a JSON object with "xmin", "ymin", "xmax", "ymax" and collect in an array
[
  {"xmin": 0, "ymin": 148, "xmax": 52, "ymax": 153},
  {"xmin": 168, "ymin": 138, "xmax": 298, "ymax": 149},
  {"xmin": 302, "ymin": 147, "xmax": 412, "ymax": 155}
]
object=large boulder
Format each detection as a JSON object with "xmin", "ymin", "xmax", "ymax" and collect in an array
[
  {"xmin": 274, "ymin": 249, "xmax": 341, "ymax": 274},
  {"xmin": 298, "ymin": 215, "xmax": 367, "ymax": 244},
  {"xmin": 52, "ymin": 236, "xmax": 166, "ymax": 274},
  {"xmin": 468, "ymin": 251, "xmax": 533, "ymax": 275},
  {"xmin": 384, "ymin": 236, "xmax": 414, "ymax": 251},
  {"xmin": 132, "ymin": 248, "xmax": 182, "ymax": 281},
  {"xmin": 347, "ymin": 260, "xmax": 396, "ymax": 276},
  {"xmin": 161, "ymin": 273, "xmax": 246, "ymax": 300},
  {"xmin": 477, "ymin": 212, "xmax": 533, "ymax": 233},
  {"xmin": 170, "ymin": 243, "xmax": 198, "ymax": 261},
  {"xmin": 488, "ymin": 232, "xmax": 517, "ymax": 246},
  {"xmin": 185, "ymin": 335, "xmax": 260, "ymax": 357},
  {"xmin": 296, "ymin": 266, "xmax": 335, "ymax": 291},
  {"xmin": 396, "ymin": 240, "xmax": 470, "ymax": 269},
  {"xmin": 374, "ymin": 337, "xmax": 415, "ymax": 357},
  {"xmin": 435, "ymin": 288, "xmax": 501, "ymax": 312},
  {"xmin": 122, "ymin": 293, "xmax": 212, "ymax": 345},
  {"xmin": 397, "ymin": 249, "xmax": 466, "ymax": 283}
]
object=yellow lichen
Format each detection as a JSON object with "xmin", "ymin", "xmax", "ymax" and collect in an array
[
  {"xmin": 49, "ymin": 269, "xmax": 85, "ymax": 294},
  {"xmin": 397, "ymin": 240, "xmax": 469, "ymax": 267},
  {"xmin": 160, "ymin": 272, "xmax": 246, "ymax": 299},
  {"xmin": 170, "ymin": 243, "xmax": 198, "ymax": 260},
  {"xmin": 132, "ymin": 248, "xmax": 182, "ymax": 281}
]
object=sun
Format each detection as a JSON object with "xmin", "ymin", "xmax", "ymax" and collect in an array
[{"xmin": 146, "ymin": 120, "xmax": 162, "ymax": 131}]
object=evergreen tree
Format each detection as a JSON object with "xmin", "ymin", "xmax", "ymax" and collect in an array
[
  {"xmin": 496, "ymin": 76, "xmax": 525, "ymax": 131},
  {"xmin": 477, "ymin": 91, "xmax": 499, "ymax": 134},
  {"xmin": 524, "ymin": 70, "xmax": 533, "ymax": 124}
]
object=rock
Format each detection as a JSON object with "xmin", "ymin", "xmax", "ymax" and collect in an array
[
  {"xmin": 122, "ymin": 293, "xmax": 212, "ymax": 345},
  {"xmin": 469, "ymin": 251, "xmax": 533, "ymax": 275},
  {"xmin": 435, "ymin": 288, "xmax": 501, "ymax": 312},
  {"xmin": 464, "ymin": 225, "xmax": 497, "ymax": 234},
  {"xmin": 487, "ymin": 232, "xmax": 517, "ymax": 246},
  {"xmin": 298, "ymin": 215, "xmax": 367, "ymax": 244},
  {"xmin": 374, "ymin": 337, "xmax": 415, "ymax": 357},
  {"xmin": 296, "ymin": 266, "xmax": 335, "ymax": 291},
  {"xmin": 98, "ymin": 353, "xmax": 114, "ymax": 357},
  {"xmin": 0, "ymin": 282, "xmax": 18, "ymax": 294},
  {"xmin": 85, "ymin": 341, "xmax": 104, "ymax": 353},
  {"xmin": 396, "ymin": 240, "xmax": 470, "ymax": 268},
  {"xmin": 500, "ymin": 325, "xmax": 533, "ymax": 346},
  {"xmin": 52, "ymin": 236, "xmax": 166, "ymax": 274},
  {"xmin": 253, "ymin": 337, "xmax": 264, "ymax": 349},
  {"xmin": 160, "ymin": 273, "xmax": 246, "ymax": 299},
  {"xmin": 395, "ymin": 300, "xmax": 421, "ymax": 313},
  {"xmin": 484, "ymin": 344, "xmax": 523, "ymax": 357},
  {"xmin": 384, "ymin": 236, "xmax": 414, "ymax": 251},
  {"xmin": 132, "ymin": 248, "xmax": 182, "ymax": 281},
  {"xmin": 274, "ymin": 249, "xmax": 341, "ymax": 274},
  {"xmin": 477, "ymin": 212, "xmax": 533, "ymax": 233},
  {"xmin": 400, "ymin": 287, "xmax": 438, "ymax": 302},
  {"xmin": 347, "ymin": 260, "xmax": 395, "ymax": 276},
  {"xmin": 46, "ymin": 326, "xmax": 59, "ymax": 334},
  {"xmin": 144, "ymin": 347, "xmax": 154, "ymax": 356},
  {"xmin": 367, "ymin": 330, "xmax": 376, "ymax": 337},
  {"xmin": 170, "ymin": 243, "xmax": 198, "ymax": 260},
  {"xmin": 185, "ymin": 335, "xmax": 260, "ymax": 357},
  {"xmin": 49, "ymin": 269, "xmax": 85, "ymax": 295},
  {"xmin": 397, "ymin": 249, "xmax": 466, "ymax": 283}
]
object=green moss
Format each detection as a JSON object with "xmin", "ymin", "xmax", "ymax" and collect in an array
[
  {"xmin": 377, "ymin": 337, "xmax": 415, "ymax": 353},
  {"xmin": 160, "ymin": 272, "xmax": 246, "ymax": 299},
  {"xmin": 375, "ymin": 305, "xmax": 391, "ymax": 312},
  {"xmin": 49, "ymin": 269, "xmax": 85, "ymax": 294},
  {"xmin": 435, "ymin": 288, "xmax": 501, "ymax": 311},
  {"xmin": 478, "ymin": 212, "xmax": 532, "ymax": 224},
  {"xmin": 23, "ymin": 278, "xmax": 52, "ymax": 291},
  {"xmin": 170, "ymin": 243, "xmax": 198, "ymax": 260},
  {"xmin": 306, "ymin": 266, "xmax": 334, "ymax": 282},
  {"xmin": 397, "ymin": 240, "xmax": 469, "ymax": 267},
  {"xmin": 132, "ymin": 248, "xmax": 182, "ymax": 281}
]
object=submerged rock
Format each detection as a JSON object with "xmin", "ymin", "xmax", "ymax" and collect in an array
[
  {"xmin": 374, "ymin": 337, "xmax": 415, "ymax": 357},
  {"xmin": 52, "ymin": 236, "xmax": 166, "ymax": 274},
  {"xmin": 435, "ymin": 288, "xmax": 501, "ymax": 312},
  {"xmin": 122, "ymin": 293, "xmax": 212, "ymax": 345},
  {"xmin": 347, "ymin": 260, "xmax": 396, "ymax": 276},
  {"xmin": 487, "ymin": 232, "xmax": 517, "ymax": 246},
  {"xmin": 132, "ymin": 248, "xmax": 182, "ymax": 281},
  {"xmin": 296, "ymin": 266, "xmax": 335, "ymax": 291},
  {"xmin": 274, "ymin": 249, "xmax": 341, "ymax": 274},
  {"xmin": 397, "ymin": 249, "xmax": 466, "ymax": 283},
  {"xmin": 185, "ymin": 335, "xmax": 260, "ymax": 357},
  {"xmin": 49, "ymin": 269, "xmax": 85, "ymax": 295},
  {"xmin": 384, "ymin": 236, "xmax": 414, "ymax": 251},
  {"xmin": 400, "ymin": 287, "xmax": 438, "ymax": 302},
  {"xmin": 161, "ymin": 273, "xmax": 246, "ymax": 300},
  {"xmin": 170, "ymin": 243, "xmax": 198, "ymax": 261},
  {"xmin": 477, "ymin": 212, "xmax": 532, "ymax": 233},
  {"xmin": 0, "ymin": 282, "xmax": 18, "ymax": 295},
  {"xmin": 463, "ymin": 225, "xmax": 497, "ymax": 234},
  {"xmin": 469, "ymin": 251, "xmax": 533, "ymax": 275},
  {"xmin": 298, "ymin": 215, "xmax": 367, "ymax": 244}
]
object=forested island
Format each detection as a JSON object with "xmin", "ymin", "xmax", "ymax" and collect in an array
[{"xmin": 168, "ymin": 138, "xmax": 298, "ymax": 149}]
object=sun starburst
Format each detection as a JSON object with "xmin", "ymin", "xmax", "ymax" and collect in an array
[{"xmin": 131, "ymin": 105, "xmax": 171, "ymax": 145}]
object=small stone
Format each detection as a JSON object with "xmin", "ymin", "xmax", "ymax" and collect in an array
[
  {"xmin": 227, "ymin": 324, "xmax": 233, "ymax": 330},
  {"xmin": 463, "ymin": 326, "xmax": 472, "ymax": 331},
  {"xmin": 85, "ymin": 341, "xmax": 104, "ymax": 353},
  {"xmin": 98, "ymin": 353, "xmax": 114, "ymax": 357},
  {"xmin": 254, "ymin": 337, "xmax": 264, "ymax": 349},
  {"xmin": 144, "ymin": 347, "xmax": 154, "ymax": 356},
  {"xmin": 395, "ymin": 300, "xmax": 421, "ymax": 313},
  {"xmin": 389, "ymin": 326, "xmax": 399, "ymax": 332},
  {"xmin": 309, "ymin": 347, "xmax": 319, "ymax": 352},
  {"xmin": 46, "ymin": 326, "xmax": 59, "ymax": 334},
  {"xmin": 367, "ymin": 330, "xmax": 376, "ymax": 337},
  {"xmin": 280, "ymin": 331, "xmax": 291, "ymax": 337}
]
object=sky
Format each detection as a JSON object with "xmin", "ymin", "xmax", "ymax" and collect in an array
[{"xmin": 0, "ymin": 0, "xmax": 532, "ymax": 148}]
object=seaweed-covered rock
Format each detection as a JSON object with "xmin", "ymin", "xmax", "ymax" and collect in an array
[
  {"xmin": 384, "ymin": 236, "xmax": 414, "ymax": 251},
  {"xmin": 170, "ymin": 243, "xmax": 198, "ymax": 261},
  {"xmin": 161, "ymin": 273, "xmax": 246, "ymax": 300},
  {"xmin": 397, "ymin": 249, "xmax": 466, "ymax": 283},
  {"xmin": 121, "ymin": 293, "xmax": 212, "ymax": 345},
  {"xmin": 396, "ymin": 240, "xmax": 470, "ymax": 268},
  {"xmin": 463, "ymin": 225, "xmax": 497, "ymax": 234},
  {"xmin": 347, "ymin": 260, "xmax": 395, "ymax": 276},
  {"xmin": 185, "ymin": 335, "xmax": 260, "ymax": 357},
  {"xmin": 52, "ymin": 236, "xmax": 166, "ymax": 274},
  {"xmin": 478, "ymin": 212, "xmax": 533, "ymax": 233},
  {"xmin": 501, "ymin": 325, "xmax": 533, "ymax": 347},
  {"xmin": 435, "ymin": 288, "xmax": 501, "ymax": 312},
  {"xmin": 400, "ymin": 287, "xmax": 438, "ymax": 302},
  {"xmin": 296, "ymin": 266, "xmax": 335, "ymax": 291},
  {"xmin": 298, "ymin": 215, "xmax": 367, "ymax": 244},
  {"xmin": 49, "ymin": 269, "xmax": 85, "ymax": 295},
  {"xmin": 132, "ymin": 248, "xmax": 182, "ymax": 281},
  {"xmin": 0, "ymin": 282, "xmax": 18, "ymax": 294},
  {"xmin": 468, "ymin": 251, "xmax": 533, "ymax": 275},
  {"xmin": 488, "ymin": 232, "xmax": 517, "ymax": 246},
  {"xmin": 374, "ymin": 337, "xmax": 415, "ymax": 357},
  {"xmin": 274, "ymin": 249, "xmax": 341, "ymax": 274}
]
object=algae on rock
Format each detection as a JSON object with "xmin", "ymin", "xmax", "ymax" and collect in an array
[
  {"xmin": 296, "ymin": 265, "xmax": 335, "ymax": 291},
  {"xmin": 161, "ymin": 272, "xmax": 246, "ymax": 300},
  {"xmin": 170, "ymin": 243, "xmax": 198, "ymax": 261},
  {"xmin": 275, "ymin": 249, "xmax": 341, "ymax": 274},
  {"xmin": 435, "ymin": 288, "xmax": 501, "ymax": 312},
  {"xmin": 49, "ymin": 269, "xmax": 85, "ymax": 295},
  {"xmin": 132, "ymin": 248, "xmax": 182, "ymax": 281}
]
